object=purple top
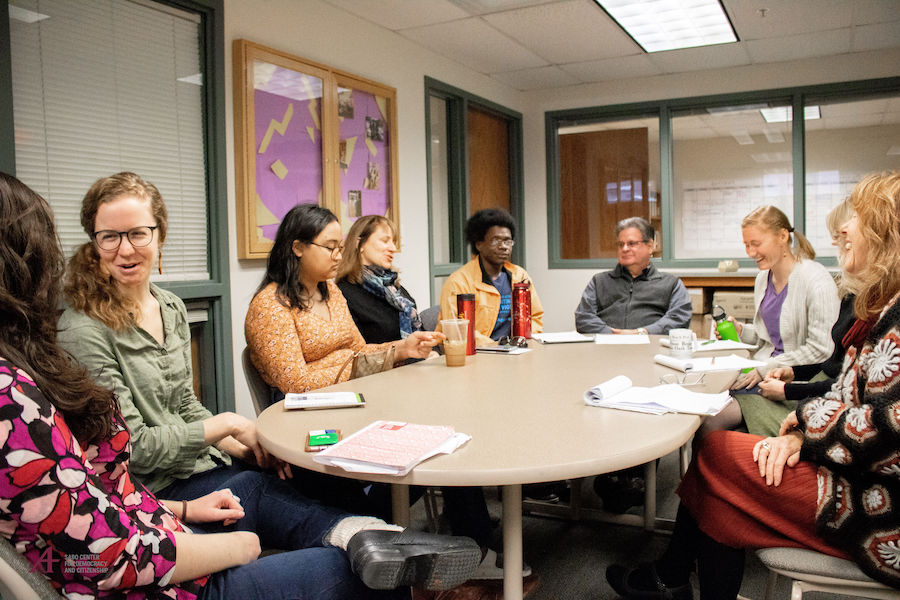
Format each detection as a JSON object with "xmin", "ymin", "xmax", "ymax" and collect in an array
[
  {"xmin": 0, "ymin": 358, "xmax": 203, "ymax": 599},
  {"xmin": 760, "ymin": 271, "xmax": 789, "ymax": 356}
]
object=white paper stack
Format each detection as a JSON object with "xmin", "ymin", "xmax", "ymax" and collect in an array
[
  {"xmin": 659, "ymin": 338, "xmax": 756, "ymax": 352},
  {"xmin": 583, "ymin": 376, "xmax": 732, "ymax": 416},
  {"xmin": 532, "ymin": 331, "xmax": 595, "ymax": 344}
]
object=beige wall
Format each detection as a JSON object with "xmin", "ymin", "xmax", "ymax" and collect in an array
[{"xmin": 225, "ymin": 0, "xmax": 900, "ymax": 417}]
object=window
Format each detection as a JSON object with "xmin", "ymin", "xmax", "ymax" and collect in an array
[
  {"xmin": 804, "ymin": 93, "xmax": 900, "ymax": 257},
  {"xmin": 557, "ymin": 114, "xmax": 661, "ymax": 259},
  {"xmin": 546, "ymin": 78, "xmax": 900, "ymax": 268},
  {"xmin": 2, "ymin": 0, "xmax": 232, "ymax": 412},
  {"xmin": 671, "ymin": 102, "xmax": 793, "ymax": 260},
  {"xmin": 425, "ymin": 77, "xmax": 523, "ymax": 305}
]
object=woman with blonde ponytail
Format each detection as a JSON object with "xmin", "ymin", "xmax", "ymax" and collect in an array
[{"xmin": 699, "ymin": 205, "xmax": 839, "ymax": 438}]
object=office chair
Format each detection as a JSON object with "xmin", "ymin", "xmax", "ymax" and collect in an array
[
  {"xmin": 242, "ymin": 347, "xmax": 275, "ymax": 415},
  {"xmin": 756, "ymin": 547, "xmax": 899, "ymax": 599}
]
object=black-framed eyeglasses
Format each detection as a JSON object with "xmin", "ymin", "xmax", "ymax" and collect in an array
[
  {"xmin": 498, "ymin": 335, "xmax": 528, "ymax": 348},
  {"xmin": 92, "ymin": 226, "xmax": 159, "ymax": 251},
  {"xmin": 308, "ymin": 241, "xmax": 345, "ymax": 257},
  {"xmin": 488, "ymin": 237, "xmax": 515, "ymax": 249}
]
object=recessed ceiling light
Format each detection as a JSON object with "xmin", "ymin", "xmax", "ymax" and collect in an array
[
  {"xmin": 9, "ymin": 4, "xmax": 50, "ymax": 23},
  {"xmin": 594, "ymin": 0, "xmax": 737, "ymax": 53},
  {"xmin": 760, "ymin": 106, "xmax": 821, "ymax": 123}
]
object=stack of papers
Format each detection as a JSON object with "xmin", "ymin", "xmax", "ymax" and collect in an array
[
  {"xmin": 660, "ymin": 338, "xmax": 756, "ymax": 352},
  {"xmin": 313, "ymin": 421, "xmax": 471, "ymax": 476},
  {"xmin": 531, "ymin": 331, "xmax": 594, "ymax": 344},
  {"xmin": 653, "ymin": 353, "xmax": 765, "ymax": 373},
  {"xmin": 584, "ymin": 375, "xmax": 732, "ymax": 416}
]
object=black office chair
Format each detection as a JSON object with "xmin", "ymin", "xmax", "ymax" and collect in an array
[{"xmin": 241, "ymin": 347, "xmax": 275, "ymax": 415}]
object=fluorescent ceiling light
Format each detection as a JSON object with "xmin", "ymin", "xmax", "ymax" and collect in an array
[
  {"xmin": 760, "ymin": 106, "xmax": 821, "ymax": 123},
  {"xmin": 9, "ymin": 4, "xmax": 50, "ymax": 23},
  {"xmin": 594, "ymin": 0, "xmax": 737, "ymax": 53}
]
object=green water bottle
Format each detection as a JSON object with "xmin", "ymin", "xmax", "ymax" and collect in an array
[{"xmin": 712, "ymin": 305, "xmax": 740, "ymax": 342}]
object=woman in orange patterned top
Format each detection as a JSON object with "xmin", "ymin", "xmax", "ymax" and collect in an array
[{"xmin": 246, "ymin": 205, "xmax": 442, "ymax": 397}]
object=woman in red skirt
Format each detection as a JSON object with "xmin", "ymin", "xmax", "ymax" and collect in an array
[{"xmin": 607, "ymin": 170, "xmax": 900, "ymax": 599}]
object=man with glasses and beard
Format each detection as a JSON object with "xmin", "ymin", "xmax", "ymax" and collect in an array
[{"xmin": 439, "ymin": 208, "xmax": 543, "ymax": 347}]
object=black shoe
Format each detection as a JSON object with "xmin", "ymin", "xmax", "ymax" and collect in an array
[
  {"xmin": 595, "ymin": 475, "xmax": 645, "ymax": 514},
  {"xmin": 347, "ymin": 529, "xmax": 481, "ymax": 590},
  {"xmin": 606, "ymin": 562, "xmax": 693, "ymax": 600},
  {"xmin": 524, "ymin": 482, "xmax": 568, "ymax": 503}
]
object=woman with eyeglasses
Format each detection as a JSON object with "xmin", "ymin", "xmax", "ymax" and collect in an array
[
  {"xmin": 9, "ymin": 172, "xmax": 478, "ymax": 599},
  {"xmin": 698, "ymin": 205, "xmax": 839, "ymax": 439},
  {"xmin": 606, "ymin": 171, "xmax": 900, "ymax": 598},
  {"xmin": 245, "ymin": 204, "xmax": 441, "ymax": 397}
]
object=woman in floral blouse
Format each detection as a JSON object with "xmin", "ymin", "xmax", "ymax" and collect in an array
[
  {"xmin": 0, "ymin": 172, "xmax": 478, "ymax": 599},
  {"xmin": 607, "ymin": 171, "xmax": 900, "ymax": 598}
]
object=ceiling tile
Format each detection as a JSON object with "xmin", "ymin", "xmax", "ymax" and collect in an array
[
  {"xmin": 724, "ymin": 0, "xmax": 853, "ymax": 41},
  {"xmin": 746, "ymin": 29, "xmax": 851, "ymax": 64},
  {"xmin": 323, "ymin": 0, "xmax": 469, "ymax": 30},
  {"xmin": 851, "ymin": 21, "xmax": 900, "ymax": 52},
  {"xmin": 490, "ymin": 65, "xmax": 581, "ymax": 90},
  {"xmin": 400, "ymin": 17, "xmax": 548, "ymax": 73},
  {"xmin": 559, "ymin": 53, "xmax": 662, "ymax": 82},
  {"xmin": 647, "ymin": 42, "xmax": 751, "ymax": 74},
  {"xmin": 449, "ymin": 0, "xmax": 559, "ymax": 15},
  {"xmin": 482, "ymin": 0, "xmax": 636, "ymax": 63}
]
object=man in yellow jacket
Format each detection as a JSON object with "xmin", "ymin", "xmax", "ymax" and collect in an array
[{"xmin": 439, "ymin": 208, "xmax": 543, "ymax": 346}]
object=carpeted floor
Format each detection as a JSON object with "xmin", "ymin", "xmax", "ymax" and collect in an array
[{"xmin": 408, "ymin": 449, "xmax": 852, "ymax": 600}]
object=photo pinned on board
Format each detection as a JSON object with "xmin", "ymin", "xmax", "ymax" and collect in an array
[
  {"xmin": 364, "ymin": 162, "xmax": 380, "ymax": 190},
  {"xmin": 338, "ymin": 90, "xmax": 354, "ymax": 118},
  {"xmin": 365, "ymin": 116, "xmax": 385, "ymax": 141},
  {"xmin": 348, "ymin": 190, "xmax": 362, "ymax": 217}
]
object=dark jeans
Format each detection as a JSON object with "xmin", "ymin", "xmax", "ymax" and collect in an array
[{"xmin": 159, "ymin": 464, "xmax": 406, "ymax": 600}]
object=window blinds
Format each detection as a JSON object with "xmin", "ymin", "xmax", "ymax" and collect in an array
[{"xmin": 9, "ymin": 0, "xmax": 209, "ymax": 281}]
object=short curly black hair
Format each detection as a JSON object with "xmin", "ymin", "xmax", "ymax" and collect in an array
[{"xmin": 466, "ymin": 208, "xmax": 516, "ymax": 256}]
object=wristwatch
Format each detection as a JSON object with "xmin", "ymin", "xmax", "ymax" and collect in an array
[{"xmin": 637, "ymin": 327, "xmax": 648, "ymax": 335}]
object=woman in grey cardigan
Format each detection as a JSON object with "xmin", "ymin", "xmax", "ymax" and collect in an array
[{"xmin": 700, "ymin": 205, "xmax": 839, "ymax": 438}]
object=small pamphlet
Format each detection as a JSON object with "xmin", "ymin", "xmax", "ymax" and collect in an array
[
  {"xmin": 659, "ymin": 338, "xmax": 756, "ymax": 353},
  {"xmin": 313, "ymin": 420, "xmax": 471, "ymax": 476},
  {"xmin": 305, "ymin": 429, "xmax": 342, "ymax": 452},
  {"xmin": 284, "ymin": 392, "xmax": 365, "ymax": 410},
  {"xmin": 653, "ymin": 353, "xmax": 765, "ymax": 373},
  {"xmin": 531, "ymin": 331, "xmax": 594, "ymax": 344},
  {"xmin": 584, "ymin": 375, "xmax": 732, "ymax": 416}
]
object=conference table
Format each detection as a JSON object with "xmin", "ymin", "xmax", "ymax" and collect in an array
[{"xmin": 256, "ymin": 336, "xmax": 740, "ymax": 600}]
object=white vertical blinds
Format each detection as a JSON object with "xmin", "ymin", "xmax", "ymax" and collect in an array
[{"xmin": 9, "ymin": 0, "xmax": 209, "ymax": 281}]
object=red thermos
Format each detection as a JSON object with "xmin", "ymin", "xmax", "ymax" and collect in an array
[
  {"xmin": 512, "ymin": 282, "xmax": 532, "ymax": 339},
  {"xmin": 456, "ymin": 294, "xmax": 476, "ymax": 355}
]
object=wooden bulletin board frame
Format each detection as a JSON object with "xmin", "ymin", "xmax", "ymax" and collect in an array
[{"xmin": 233, "ymin": 39, "xmax": 399, "ymax": 259}]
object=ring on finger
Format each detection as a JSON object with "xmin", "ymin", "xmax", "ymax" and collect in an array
[{"xmin": 761, "ymin": 441, "xmax": 771, "ymax": 451}]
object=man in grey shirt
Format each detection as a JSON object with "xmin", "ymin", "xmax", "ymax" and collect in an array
[
  {"xmin": 574, "ymin": 217, "xmax": 693, "ymax": 513},
  {"xmin": 575, "ymin": 216, "xmax": 692, "ymax": 335}
]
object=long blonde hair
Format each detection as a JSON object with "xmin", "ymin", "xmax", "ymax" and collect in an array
[
  {"xmin": 846, "ymin": 171, "xmax": 900, "ymax": 320},
  {"xmin": 742, "ymin": 205, "xmax": 815, "ymax": 260},
  {"xmin": 336, "ymin": 215, "xmax": 398, "ymax": 285},
  {"xmin": 64, "ymin": 172, "xmax": 168, "ymax": 331}
]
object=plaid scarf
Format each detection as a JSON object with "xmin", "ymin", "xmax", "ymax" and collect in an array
[{"xmin": 360, "ymin": 266, "xmax": 423, "ymax": 338}]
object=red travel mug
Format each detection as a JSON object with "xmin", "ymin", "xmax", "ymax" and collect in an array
[
  {"xmin": 512, "ymin": 282, "xmax": 532, "ymax": 339},
  {"xmin": 456, "ymin": 294, "xmax": 476, "ymax": 355}
]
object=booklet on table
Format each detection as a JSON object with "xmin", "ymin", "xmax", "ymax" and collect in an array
[
  {"xmin": 313, "ymin": 420, "xmax": 471, "ymax": 476},
  {"xmin": 583, "ymin": 375, "xmax": 732, "ymax": 416}
]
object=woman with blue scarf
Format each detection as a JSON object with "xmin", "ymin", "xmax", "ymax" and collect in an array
[{"xmin": 337, "ymin": 215, "xmax": 425, "ymax": 343}]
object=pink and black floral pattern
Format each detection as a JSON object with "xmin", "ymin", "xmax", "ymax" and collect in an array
[{"xmin": 0, "ymin": 358, "xmax": 204, "ymax": 599}]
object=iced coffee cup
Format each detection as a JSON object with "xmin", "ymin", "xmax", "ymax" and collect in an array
[{"xmin": 440, "ymin": 318, "xmax": 469, "ymax": 367}]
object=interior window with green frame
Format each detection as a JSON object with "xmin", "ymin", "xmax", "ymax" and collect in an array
[{"xmin": 545, "ymin": 77, "xmax": 900, "ymax": 270}]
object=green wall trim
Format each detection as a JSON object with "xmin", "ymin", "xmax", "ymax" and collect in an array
[{"xmin": 546, "ymin": 76, "xmax": 900, "ymax": 270}]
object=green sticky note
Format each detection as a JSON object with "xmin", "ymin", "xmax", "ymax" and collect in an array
[{"xmin": 308, "ymin": 429, "xmax": 339, "ymax": 447}]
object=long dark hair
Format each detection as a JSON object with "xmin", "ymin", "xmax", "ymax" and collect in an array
[
  {"xmin": 0, "ymin": 173, "xmax": 117, "ymax": 445},
  {"xmin": 257, "ymin": 204, "xmax": 338, "ymax": 310}
]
